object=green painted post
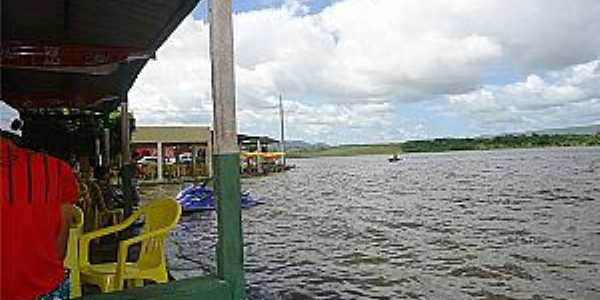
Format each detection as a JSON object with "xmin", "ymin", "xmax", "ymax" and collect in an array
[
  {"xmin": 214, "ymin": 154, "xmax": 244, "ymax": 298},
  {"xmin": 209, "ymin": 0, "xmax": 245, "ymax": 299}
]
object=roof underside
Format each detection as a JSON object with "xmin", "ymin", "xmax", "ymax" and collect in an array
[
  {"xmin": 238, "ymin": 134, "xmax": 280, "ymax": 145},
  {"xmin": 1, "ymin": 0, "xmax": 200, "ymax": 111}
]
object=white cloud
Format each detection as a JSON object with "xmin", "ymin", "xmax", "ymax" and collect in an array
[
  {"xmin": 130, "ymin": 0, "xmax": 600, "ymax": 143},
  {"xmin": 448, "ymin": 60, "xmax": 600, "ymax": 131}
]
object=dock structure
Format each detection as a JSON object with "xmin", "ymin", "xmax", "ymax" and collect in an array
[
  {"xmin": 130, "ymin": 127, "xmax": 286, "ymax": 180},
  {"xmin": 132, "ymin": 126, "xmax": 213, "ymax": 181},
  {"xmin": 239, "ymin": 134, "xmax": 286, "ymax": 175},
  {"xmin": 2, "ymin": 0, "xmax": 245, "ymax": 299}
]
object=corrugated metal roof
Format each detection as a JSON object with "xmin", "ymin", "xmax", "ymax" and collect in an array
[
  {"xmin": 3, "ymin": 0, "xmax": 198, "ymax": 49},
  {"xmin": 132, "ymin": 126, "xmax": 212, "ymax": 143}
]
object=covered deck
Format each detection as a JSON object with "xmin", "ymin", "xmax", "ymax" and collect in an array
[
  {"xmin": 2, "ymin": 0, "xmax": 245, "ymax": 299},
  {"xmin": 239, "ymin": 134, "xmax": 286, "ymax": 175},
  {"xmin": 132, "ymin": 126, "xmax": 213, "ymax": 182}
]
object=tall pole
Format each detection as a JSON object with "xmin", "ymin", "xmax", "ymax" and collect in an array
[
  {"xmin": 95, "ymin": 137, "xmax": 101, "ymax": 167},
  {"xmin": 120, "ymin": 101, "xmax": 130, "ymax": 166},
  {"xmin": 120, "ymin": 99, "xmax": 133, "ymax": 213},
  {"xmin": 279, "ymin": 94, "xmax": 286, "ymax": 166},
  {"xmin": 207, "ymin": 131, "xmax": 213, "ymax": 177},
  {"xmin": 209, "ymin": 0, "xmax": 245, "ymax": 299},
  {"xmin": 256, "ymin": 138, "xmax": 262, "ymax": 174},
  {"xmin": 104, "ymin": 127, "xmax": 111, "ymax": 166}
]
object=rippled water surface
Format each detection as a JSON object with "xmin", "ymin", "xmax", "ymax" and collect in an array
[{"xmin": 145, "ymin": 147, "xmax": 600, "ymax": 299}]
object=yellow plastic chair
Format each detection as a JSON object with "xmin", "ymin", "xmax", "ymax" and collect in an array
[
  {"xmin": 64, "ymin": 206, "xmax": 84, "ymax": 299},
  {"xmin": 79, "ymin": 199, "xmax": 181, "ymax": 293}
]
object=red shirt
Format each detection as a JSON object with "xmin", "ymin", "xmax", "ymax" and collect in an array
[{"xmin": 1, "ymin": 137, "xmax": 79, "ymax": 300}]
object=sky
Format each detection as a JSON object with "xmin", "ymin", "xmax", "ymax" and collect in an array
[{"xmin": 128, "ymin": 0, "xmax": 600, "ymax": 144}]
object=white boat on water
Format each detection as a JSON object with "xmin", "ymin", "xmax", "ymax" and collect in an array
[{"xmin": 388, "ymin": 154, "xmax": 403, "ymax": 162}]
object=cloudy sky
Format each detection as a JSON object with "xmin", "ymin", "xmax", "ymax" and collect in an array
[{"xmin": 129, "ymin": 0, "xmax": 600, "ymax": 144}]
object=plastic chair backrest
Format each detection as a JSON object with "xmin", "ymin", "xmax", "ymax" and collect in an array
[
  {"xmin": 64, "ymin": 206, "xmax": 84, "ymax": 298},
  {"xmin": 64, "ymin": 206, "xmax": 84, "ymax": 268},
  {"xmin": 137, "ymin": 199, "xmax": 181, "ymax": 268},
  {"xmin": 140, "ymin": 199, "xmax": 180, "ymax": 231}
]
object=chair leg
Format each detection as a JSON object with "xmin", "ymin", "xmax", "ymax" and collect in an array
[
  {"xmin": 132, "ymin": 279, "xmax": 144, "ymax": 288},
  {"xmin": 70, "ymin": 271, "xmax": 81, "ymax": 298},
  {"xmin": 99, "ymin": 282, "xmax": 114, "ymax": 293},
  {"xmin": 155, "ymin": 269, "xmax": 169, "ymax": 283}
]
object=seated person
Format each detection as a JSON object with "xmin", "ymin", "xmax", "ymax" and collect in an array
[{"xmin": 1, "ymin": 101, "xmax": 79, "ymax": 300}]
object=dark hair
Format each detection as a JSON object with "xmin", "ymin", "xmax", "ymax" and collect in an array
[{"xmin": 10, "ymin": 119, "xmax": 23, "ymax": 131}]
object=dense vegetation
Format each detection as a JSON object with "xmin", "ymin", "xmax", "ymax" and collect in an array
[
  {"xmin": 288, "ymin": 144, "xmax": 402, "ymax": 158},
  {"xmin": 287, "ymin": 134, "xmax": 600, "ymax": 158}
]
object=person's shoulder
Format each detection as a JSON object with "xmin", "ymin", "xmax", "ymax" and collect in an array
[{"xmin": 43, "ymin": 153, "xmax": 75, "ymax": 172}]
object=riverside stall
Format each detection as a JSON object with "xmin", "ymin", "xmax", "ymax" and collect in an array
[
  {"xmin": 2, "ymin": 0, "xmax": 245, "ymax": 299},
  {"xmin": 239, "ymin": 134, "xmax": 286, "ymax": 176},
  {"xmin": 132, "ymin": 126, "xmax": 213, "ymax": 182}
]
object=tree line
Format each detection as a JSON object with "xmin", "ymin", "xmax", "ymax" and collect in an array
[{"xmin": 401, "ymin": 133, "xmax": 600, "ymax": 153}]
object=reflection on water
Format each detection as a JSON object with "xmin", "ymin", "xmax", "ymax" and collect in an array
[{"xmin": 143, "ymin": 147, "xmax": 600, "ymax": 299}]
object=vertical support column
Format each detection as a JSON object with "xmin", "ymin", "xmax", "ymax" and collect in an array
[
  {"xmin": 279, "ymin": 94, "xmax": 286, "ymax": 167},
  {"xmin": 157, "ymin": 142, "xmax": 163, "ymax": 181},
  {"xmin": 95, "ymin": 137, "xmax": 101, "ymax": 167},
  {"xmin": 207, "ymin": 131, "xmax": 214, "ymax": 177},
  {"xmin": 256, "ymin": 138, "xmax": 262, "ymax": 174},
  {"xmin": 120, "ymin": 101, "xmax": 130, "ymax": 165},
  {"xmin": 192, "ymin": 145, "xmax": 198, "ymax": 177},
  {"xmin": 120, "ymin": 100, "xmax": 133, "ymax": 213},
  {"xmin": 104, "ymin": 128, "xmax": 111, "ymax": 166},
  {"xmin": 209, "ymin": 0, "xmax": 245, "ymax": 299}
]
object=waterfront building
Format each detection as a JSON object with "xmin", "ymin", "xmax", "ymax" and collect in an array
[{"xmin": 132, "ymin": 126, "xmax": 213, "ymax": 181}]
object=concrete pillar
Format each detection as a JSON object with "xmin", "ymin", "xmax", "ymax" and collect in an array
[{"xmin": 157, "ymin": 142, "xmax": 163, "ymax": 181}]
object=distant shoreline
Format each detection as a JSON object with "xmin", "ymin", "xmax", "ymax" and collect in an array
[{"xmin": 287, "ymin": 134, "xmax": 600, "ymax": 158}]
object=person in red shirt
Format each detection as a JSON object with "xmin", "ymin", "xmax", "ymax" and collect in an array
[{"xmin": 1, "ymin": 101, "xmax": 79, "ymax": 300}]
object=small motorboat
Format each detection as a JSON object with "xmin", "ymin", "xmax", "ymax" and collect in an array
[
  {"xmin": 176, "ymin": 183, "xmax": 265, "ymax": 213},
  {"xmin": 388, "ymin": 154, "xmax": 402, "ymax": 162}
]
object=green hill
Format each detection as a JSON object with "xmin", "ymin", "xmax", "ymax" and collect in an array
[
  {"xmin": 287, "ymin": 133, "xmax": 600, "ymax": 158},
  {"xmin": 532, "ymin": 124, "xmax": 600, "ymax": 135}
]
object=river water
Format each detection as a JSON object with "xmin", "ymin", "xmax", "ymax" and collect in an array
[{"xmin": 147, "ymin": 147, "xmax": 600, "ymax": 300}]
